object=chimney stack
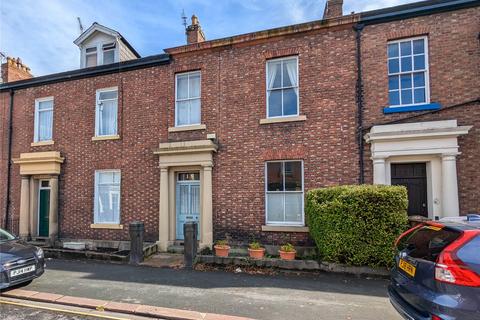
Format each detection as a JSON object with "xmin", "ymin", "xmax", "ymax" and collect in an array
[
  {"xmin": 323, "ymin": 0, "xmax": 344, "ymax": 19},
  {"xmin": 186, "ymin": 15, "xmax": 206, "ymax": 44},
  {"xmin": 1, "ymin": 57, "xmax": 33, "ymax": 83}
]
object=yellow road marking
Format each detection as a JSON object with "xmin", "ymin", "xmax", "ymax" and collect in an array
[{"xmin": 0, "ymin": 299, "xmax": 133, "ymax": 320}]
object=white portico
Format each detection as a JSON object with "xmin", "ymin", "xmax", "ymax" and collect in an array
[{"xmin": 365, "ymin": 120, "xmax": 471, "ymax": 219}]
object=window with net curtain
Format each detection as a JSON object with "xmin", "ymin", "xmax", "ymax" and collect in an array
[
  {"xmin": 266, "ymin": 161, "xmax": 304, "ymax": 225},
  {"xmin": 94, "ymin": 170, "xmax": 121, "ymax": 224},
  {"xmin": 176, "ymin": 71, "xmax": 201, "ymax": 126},
  {"xmin": 96, "ymin": 88, "xmax": 118, "ymax": 136},
  {"xmin": 34, "ymin": 98, "xmax": 54, "ymax": 142},
  {"xmin": 266, "ymin": 56, "xmax": 299, "ymax": 118}
]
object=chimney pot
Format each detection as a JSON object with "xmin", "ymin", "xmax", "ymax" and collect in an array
[{"xmin": 186, "ymin": 14, "xmax": 206, "ymax": 44}]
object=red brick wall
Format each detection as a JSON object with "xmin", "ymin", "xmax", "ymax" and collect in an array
[
  {"xmin": 361, "ymin": 6, "xmax": 480, "ymax": 214},
  {"xmin": 1, "ymin": 6, "xmax": 478, "ymax": 246}
]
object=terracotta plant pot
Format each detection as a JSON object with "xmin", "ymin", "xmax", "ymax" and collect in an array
[
  {"xmin": 248, "ymin": 248, "xmax": 266, "ymax": 259},
  {"xmin": 214, "ymin": 245, "xmax": 230, "ymax": 257},
  {"xmin": 279, "ymin": 250, "xmax": 296, "ymax": 261}
]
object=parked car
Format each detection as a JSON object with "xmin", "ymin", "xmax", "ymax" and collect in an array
[
  {"xmin": 389, "ymin": 214, "xmax": 480, "ymax": 320},
  {"xmin": 0, "ymin": 228, "xmax": 45, "ymax": 290}
]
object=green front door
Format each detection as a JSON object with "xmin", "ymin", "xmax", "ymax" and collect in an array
[{"xmin": 38, "ymin": 188, "xmax": 50, "ymax": 237}]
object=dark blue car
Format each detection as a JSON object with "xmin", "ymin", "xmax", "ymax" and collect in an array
[
  {"xmin": 389, "ymin": 215, "xmax": 480, "ymax": 320},
  {"xmin": 0, "ymin": 228, "xmax": 45, "ymax": 290}
]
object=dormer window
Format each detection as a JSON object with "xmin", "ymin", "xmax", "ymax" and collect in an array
[
  {"xmin": 103, "ymin": 43, "xmax": 116, "ymax": 65},
  {"xmin": 74, "ymin": 22, "xmax": 141, "ymax": 69},
  {"xmin": 85, "ymin": 47, "xmax": 97, "ymax": 67}
]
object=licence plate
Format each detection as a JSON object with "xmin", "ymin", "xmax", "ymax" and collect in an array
[
  {"xmin": 10, "ymin": 265, "xmax": 36, "ymax": 277},
  {"xmin": 399, "ymin": 259, "xmax": 416, "ymax": 277}
]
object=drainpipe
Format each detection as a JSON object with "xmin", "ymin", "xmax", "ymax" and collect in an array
[
  {"xmin": 4, "ymin": 89, "xmax": 14, "ymax": 230},
  {"xmin": 354, "ymin": 23, "xmax": 365, "ymax": 184}
]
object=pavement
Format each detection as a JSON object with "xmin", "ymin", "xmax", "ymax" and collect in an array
[
  {"xmin": 2, "ymin": 258, "xmax": 402, "ymax": 320},
  {"xmin": 0, "ymin": 297, "xmax": 164, "ymax": 319}
]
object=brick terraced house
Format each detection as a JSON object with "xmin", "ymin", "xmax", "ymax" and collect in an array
[{"xmin": 1, "ymin": 0, "xmax": 479, "ymax": 252}]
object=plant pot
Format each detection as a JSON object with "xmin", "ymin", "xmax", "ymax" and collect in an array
[
  {"xmin": 214, "ymin": 245, "xmax": 230, "ymax": 257},
  {"xmin": 279, "ymin": 250, "xmax": 296, "ymax": 261},
  {"xmin": 248, "ymin": 248, "xmax": 265, "ymax": 259}
]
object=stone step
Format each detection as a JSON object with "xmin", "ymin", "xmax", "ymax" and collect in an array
[{"xmin": 167, "ymin": 245, "xmax": 184, "ymax": 254}]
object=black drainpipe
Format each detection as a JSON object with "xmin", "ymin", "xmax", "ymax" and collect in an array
[
  {"xmin": 4, "ymin": 89, "xmax": 14, "ymax": 230},
  {"xmin": 354, "ymin": 23, "xmax": 365, "ymax": 185}
]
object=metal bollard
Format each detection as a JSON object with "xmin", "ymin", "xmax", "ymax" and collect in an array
[
  {"xmin": 183, "ymin": 222, "xmax": 198, "ymax": 269},
  {"xmin": 129, "ymin": 221, "xmax": 144, "ymax": 265}
]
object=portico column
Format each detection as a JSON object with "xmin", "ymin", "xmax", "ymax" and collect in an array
[
  {"xmin": 158, "ymin": 166, "xmax": 169, "ymax": 251},
  {"xmin": 201, "ymin": 165, "xmax": 213, "ymax": 249},
  {"xmin": 19, "ymin": 176, "xmax": 31, "ymax": 239},
  {"xmin": 48, "ymin": 176, "xmax": 59, "ymax": 243},
  {"xmin": 441, "ymin": 154, "xmax": 460, "ymax": 216},
  {"xmin": 373, "ymin": 157, "xmax": 387, "ymax": 185}
]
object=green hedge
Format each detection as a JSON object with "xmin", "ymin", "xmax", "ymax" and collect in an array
[{"xmin": 306, "ymin": 185, "xmax": 409, "ymax": 268}]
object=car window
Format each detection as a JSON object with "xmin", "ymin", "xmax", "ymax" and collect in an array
[
  {"xmin": 397, "ymin": 225, "xmax": 460, "ymax": 262},
  {"xmin": 0, "ymin": 228, "xmax": 16, "ymax": 242},
  {"xmin": 457, "ymin": 235, "xmax": 480, "ymax": 274}
]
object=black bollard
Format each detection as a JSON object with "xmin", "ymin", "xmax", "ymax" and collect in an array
[
  {"xmin": 184, "ymin": 222, "xmax": 198, "ymax": 269},
  {"xmin": 129, "ymin": 221, "xmax": 144, "ymax": 265}
]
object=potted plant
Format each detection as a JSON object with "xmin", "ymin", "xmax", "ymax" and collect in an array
[
  {"xmin": 214, "ymin": 240, "xmax": 230, "ymax": 257},
  {"xmin": 279, "ymin": 243, "xmax": 296, "ymax": 260},
  {"xmin": 248, "ymin": 241, "xmax": 265, "ymax": 259}
]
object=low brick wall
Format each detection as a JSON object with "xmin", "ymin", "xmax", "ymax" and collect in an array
[{"xmin": 196, "ymin": 255, "xmax": 390, "ymax": 277}]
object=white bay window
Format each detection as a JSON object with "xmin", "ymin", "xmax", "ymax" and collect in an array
[{"xmin": 265, "ymin": 161, "xmax": 304, "ymax": 225}]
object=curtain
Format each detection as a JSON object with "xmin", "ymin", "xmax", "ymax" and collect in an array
[
  {"xmin": 284, "ymin": 59, "xmax": 298, "ymax": 90},
  {"xmin": 189, "ymin": 74, "xmax": 200, "ymax": 98},
  {"xmin": 99, "ymin": 100, "xmax": 117, "ymax": 135},
  {"xmin": 38, "ymin": 110, "xmax": 53, "ymax": 141}
]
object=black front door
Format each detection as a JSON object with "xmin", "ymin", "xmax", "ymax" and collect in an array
[{"xmin": 391, "ymin": 163, "xmax": 428, "ymax": 217}]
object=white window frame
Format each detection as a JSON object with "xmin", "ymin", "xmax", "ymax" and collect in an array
[
  {"xmin": 102, "ymin": 42, "xmax": 116, "ymax": 65},
  {"xmin": 387, "ymin": 36, "xmax": 430, "ymax": 108},
  {"xmin": 85, "ymin": 46, "xmax": 98, "ymax": 68},
  {"xmin": 266, "ymin": 56, "xmax": 300, "ymax": 119},
  {"xmin": 82, "ymin": 41, "xmax": 118, "ymax": 68},
  {"xmin": 265, "ymin": 160, "xmax": 304, "ymax": 226},
  {"xmin": 34, "ymin": 97, "xmax": 54, "ymax": 142},
  {"xmin": 95, "ymin": 87, "xmax": 118, "ymax": 137},
  {"xmin": 94, "ymin": 170, "xmax": 121, "ymax": 224},
  {"xmin": 175, "ymin": 71, "xmax": 201, "ymax": 127}
]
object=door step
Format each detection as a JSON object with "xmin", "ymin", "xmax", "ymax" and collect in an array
[
  {"xmin": 167, "ymin": 244, "xmax": 184, "ymax": 254},
  {"xmin": 29, "ymin": 237, "xmax": 51, "ymax": 247}
]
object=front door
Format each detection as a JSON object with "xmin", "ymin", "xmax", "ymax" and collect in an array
[
  {"xmin": 38, "ymin": 180, "xmax": 51, "ymax": 237},
  {"xmin": 391, "ymin": 163, "xmax": 428, "ymax": 217},
  {"xmin": 176, "ymin": 172, "xmax": 200, "ymax": 240}
]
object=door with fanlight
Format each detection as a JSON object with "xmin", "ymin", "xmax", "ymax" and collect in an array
[{"xmin": 176, "ymin": 172, "xmax": 200, "ymax": 240}]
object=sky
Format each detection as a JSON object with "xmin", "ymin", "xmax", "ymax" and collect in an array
[{"xmin": 1, "ymin": 0, "xmax": 419, "ymax": 76}]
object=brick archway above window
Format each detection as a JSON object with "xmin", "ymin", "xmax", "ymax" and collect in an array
[{"xmin": 386, "ymin": 27, "xmax": 430, "ymax": 41}]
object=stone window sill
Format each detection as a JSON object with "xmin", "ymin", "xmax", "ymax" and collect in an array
[
  {"xmin": 92, "ymin": 135, "xmax": 120, "ymax": 141},
  {"xmin": 31, "ymin": 140, "xmax": 54, "ymax": 147},
  {"xmin": 168, "ymin": 124, "xmax": 207, "ymax": 132},
  {"xmin": 383, "ymin": 103, "xmax": 441, "ymax": 114},
  {"xmin": 259, "ymin": 115, "xmax": 307, "ymax": 125},
  {"xmin": 90, "ymin": 223, "xmax": 123, "ymax": 230},
  {"xmin": 261, "ymin": 225, "xmax": 309, "ymax": 233}
]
